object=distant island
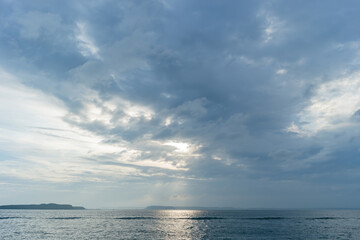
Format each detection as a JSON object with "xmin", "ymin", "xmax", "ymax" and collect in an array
[
  {"xmin": 145, "ymin": 206, "xmax": 236, "ymax": 210},
  {"xmin": 0, "ymin": 203, "xmax": 85, "ymax": 210}
]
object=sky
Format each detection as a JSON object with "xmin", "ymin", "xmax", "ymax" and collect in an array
[{"xmin": 1, "ymin": 0, "xmax": 360, "ymax": 209}]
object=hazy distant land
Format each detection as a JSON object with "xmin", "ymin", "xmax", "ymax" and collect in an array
[
  {"xmin": 145, "ymin": 206, "xmax": 236, "ymax": 210},
  {"xmin": 0, "ymin": 203, "xmax": 85, "ymax": 210}
]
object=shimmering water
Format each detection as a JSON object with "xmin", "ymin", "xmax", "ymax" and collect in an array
[{"xmin": 1, "ymin": 209, "xmax": 360, "ymax": 239}]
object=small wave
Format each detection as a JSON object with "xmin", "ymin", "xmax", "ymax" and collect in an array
[
  {"xmin": 306, "ymin": 217, "xmax": 343, "ymax": 220},
  {"xmin": 48, "ymin": 217, "xmax": 82, "ymax": 220},
  {"xmin": 115, "ymin": 217, "xmax": 156, "ymax": 220},
  {"xmin": 243, "ymin": 217, "xmax": 287, "ymax": 220},
  {"xmin": 179, "ymin": 217, "xmax": 224, "ymax": 220},
  {"xmin": 0, "ymin": 217, "xmax": 21, "ymax": 220}
]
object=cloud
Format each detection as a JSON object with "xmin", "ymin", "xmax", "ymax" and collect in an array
[
  {"xmin": 17, "ymin": 11, "xmax": 63, "ymax": 40},
  {"xmin": 0, "ymin": 68, "xmax": 144, "ymax": 182},
  {"xmin": 257, "ymin": 7, "xmax": 287, "ymax": 44},
  {"xmin": 75, "ymin": 22, "xmax": 100, "ymax": 58},
  {"xmin": 293, "ymin": 71, "xmax": 360, "ymax": 135},
  {"xmin": 276, "ymin": 68, "xmax": 287, "ymax": 75},
  {"xmin": 1, "ymin": 0, "xmax": 360, "ymax": 208}
]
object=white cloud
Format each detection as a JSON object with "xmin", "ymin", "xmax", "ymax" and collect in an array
[
  {"xmin": 164, "ymin": 116, "xmax": 173, "ymax": 126},
  {"xmin": 75, "ymin": 22, "xmax": 100, "ymax": 58},
  {"xmin": 285, "ymin": 122, "xmax": 305, "ymax": 136},
  {"xmin": 258, "ymin": 10, "xmax": 285, "ymax": 44},
  {"xmin": 0, "ymin": 69, "xmax": 198, "ymax": 181},
  {"xmin": 0, "ymin": 68, "xmax": 140, "ymax": 182},
  {"xmin": 276, "ymin": 69, "xmax": 287, "ymax": 75},
  {"xmin": 164, "ymin": 141, "xmax": 190, "ymax": 153},
  {"xmin": 64, "ymin": 89, "xmax": 155, "ymax": 128},
  {"xmin": 291, "ymin": 71, "xmax": 360, "ymax": 135}
]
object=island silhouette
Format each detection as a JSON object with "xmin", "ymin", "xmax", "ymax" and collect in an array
[{"xmin": 0, "ymin": 203, "xmax": 85, "ymax": 210}]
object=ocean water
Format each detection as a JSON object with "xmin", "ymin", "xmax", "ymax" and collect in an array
[{"xmin": 1, "ymin": 209, "xmax": 360, "ymax": 239}]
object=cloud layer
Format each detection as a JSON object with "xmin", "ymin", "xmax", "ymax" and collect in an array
[{"xmin": 1, "ymin": 0, "xmax": 360, "ymax": 208}]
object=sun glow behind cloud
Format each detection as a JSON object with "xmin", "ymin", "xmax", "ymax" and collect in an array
[
  {"xmin": 0, "ymin": 69, "xmax": 154, "ymax": 182},
  {"xmin": 0, "ymin": 68, "xmax": 195, "ymax": 183},
  {"xmin": 164, "ymin": 141, "xmax": 190, "ymax": 153}
]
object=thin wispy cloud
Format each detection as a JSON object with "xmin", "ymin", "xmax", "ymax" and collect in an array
[{"xmin": 75, "ymin": 22, "xmax": 100, "ymax": 59}]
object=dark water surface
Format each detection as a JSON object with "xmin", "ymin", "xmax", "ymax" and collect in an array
[{"xmin": 1, "ymin": 209, "xmax": 360, "ymax": 239}]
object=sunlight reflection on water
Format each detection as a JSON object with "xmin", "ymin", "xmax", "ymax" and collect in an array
[
  {"xmin": 1, "ymin": 209, "xmax": 360, "ymax": 239},
  {"xmin": 153, "ymin": 210, "xmax": 209, "ymax": 239}
]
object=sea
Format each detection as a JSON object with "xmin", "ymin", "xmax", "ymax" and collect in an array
[{"xmin": 1, "ymin": 209, "xmax": 359, "ymax": 239}]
